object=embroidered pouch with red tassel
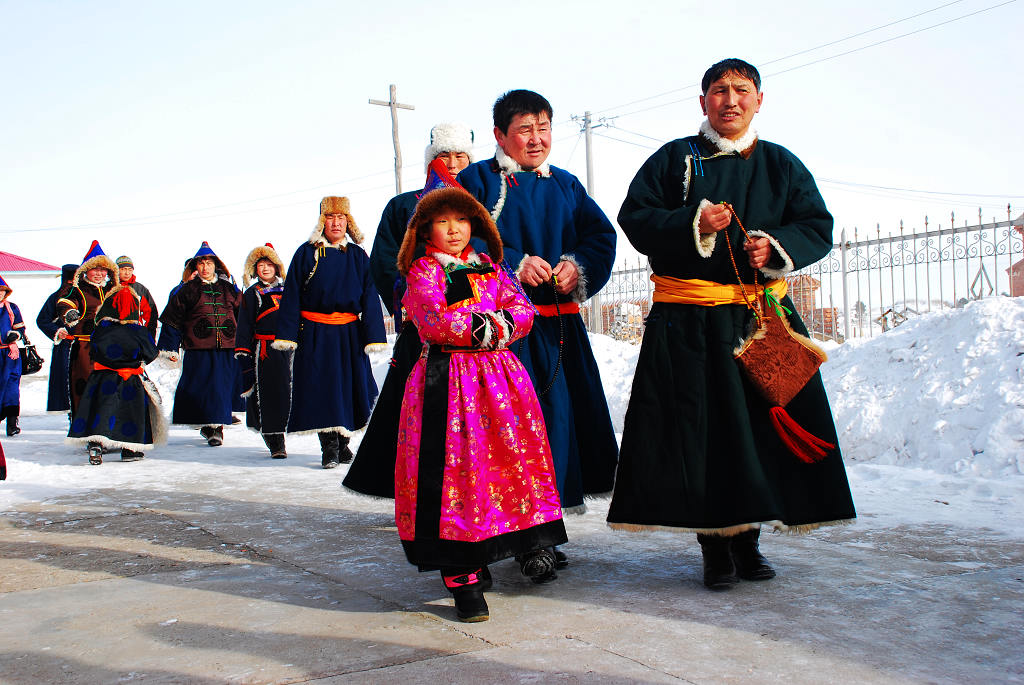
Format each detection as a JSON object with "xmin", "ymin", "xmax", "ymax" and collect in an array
[{"xmin": 733, "ymin": 299, "xmax": 835, "ymax": 463}]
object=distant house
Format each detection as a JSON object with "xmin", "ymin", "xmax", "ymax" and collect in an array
[
  {"xmin": 1010, "ymin": 217, "xmax": 1024, "ymax": 297},
  {"xmin": 0, "ymin": 250, "xmax": 62, "ymax": 348},
  {"xmin": 786, "ymin": 274, "xmax": 842, "ymax": 341}
]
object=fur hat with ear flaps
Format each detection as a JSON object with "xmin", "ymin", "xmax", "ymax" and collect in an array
[
  {"xmin": 397, "ymin": 158, "xmax": 502, "ymax": 276},
  {"xmin": 73, "ymin": 240, "xmax": 120, "ymax": 288},
  {"xmin": 181, "ymin": 241, "xmax": 232, "ymax": 282},
  {"xmin": 242, "ymin": 243, "xmax": 287, "ymax": 288},
  {"xmin": 313, "ymin": 196, "xmax": 364, "ymax": 245}
]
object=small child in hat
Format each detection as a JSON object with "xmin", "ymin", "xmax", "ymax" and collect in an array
[
  {"xmin": 393, "ymin": 160, "xmax": 567, "ymax": 622},
  {"xmin": 67, "ymin": 285, "xmax": 166, "ymax": 464}
]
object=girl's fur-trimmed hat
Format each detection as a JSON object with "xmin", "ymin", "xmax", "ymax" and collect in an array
[
  {"xmin": 73, "ymin": 240, "xmax": 119, "ymax": 288},
  {"xmin": 242, "ymin": 243, "xmax": 286, "ymax": 287},
  {"xmin": 397, "ymin": 159, "xmax": 502, "ymax": 275},
  {"xmin": 0, "ymin": 274, "xmax": 11, "ymax": 298},
  {"xmin": 314, "ymin": 196, "xmax": 363, "ymax": 245},
  {"xmin": 424, "ymin": 121, "xmax": 475, "ymax": 172}
]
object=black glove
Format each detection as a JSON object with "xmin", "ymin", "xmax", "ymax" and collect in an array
[{"xmin": 3, "ymin": 331, "xmax": 18, "ymax": 344}]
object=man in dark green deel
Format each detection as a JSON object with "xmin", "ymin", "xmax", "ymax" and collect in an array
[{"xmin": 607, "ymin": 58, "xmax": 855, "ymax": 589}]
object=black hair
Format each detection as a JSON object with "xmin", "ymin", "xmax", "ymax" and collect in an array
[
  {"xmin": 701, "ymin": 58, "xmax": 761, "ymax": 94},
  {"xmin": 492, "ymin": 89, "xmax": 553, "ymax": 133}
]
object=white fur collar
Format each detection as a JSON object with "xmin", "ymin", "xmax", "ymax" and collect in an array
[
  {"xmin": 699, "ymin": 119, "xmax": 758, "ymax": 155},
  {"xmin": 495, "ymin": 145, "xmax": 551, "ymax": 177},
  {"xmin": 429, "ymin": 248, "xmax": 483, "ymax": 269},
  {"xmin": 308, "ymin": 230, "xmax": 348, "ymax": 249}
]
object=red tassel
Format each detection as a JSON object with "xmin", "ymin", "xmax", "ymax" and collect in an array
[{"xmin": 768, "ymin": 406, "xmax": 835, "ymax": 464}]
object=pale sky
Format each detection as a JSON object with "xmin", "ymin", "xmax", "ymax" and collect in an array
[{"xmin": 2, "ymin": 0, "xmax": 1021, "ymax": 294}]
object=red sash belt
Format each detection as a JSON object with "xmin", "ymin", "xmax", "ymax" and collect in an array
[
  {"xmin": 93, "ymin": 363, "xmax": 143, "ymax": 381},
  {"xmin": 301, "ymin": 311, "xmax": 357, "ymax": 325},
  {"xmin": 534, "ymin": 302, "xmax": 580, "ymax": 317},
  {"xmin": 254, "ymin": 333, "xmax": 275, "ymax": 359}
]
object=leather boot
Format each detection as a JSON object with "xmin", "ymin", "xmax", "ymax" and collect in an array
[
  {"xmin": 516, "ymin": 548, "xmax": 557, "ymax": 584},
  {"xmin": 731, "ymin": 528, "xmax": 776, "ymax": 580},
  {"xmin": 263, "ymin": 433, "xmax": 287, "ymax": 459},
  {"xmin": 120, "ymin": 448, "xmax": 144, "ymax": 462},
  {"xmin": 5, "ymin": 414, "xmax": 20, "ymax": 437},
  {"xmin": 319, "ymin": 432, "xmax": 340, "ymax": 469},
  {"xmin": 337, "ymin": 434, "xmax": 353, "ymax": 464},
  {"xmin": 87, "ymin": 442, "xmax": 103, "ymax": 465},
  {"xmin": 696, "ymin": 533, "xmax": 739, "ymax": 589},
  {"xmin": 442, "ymin": 568, "xmax": 489, "ymax": 622}
]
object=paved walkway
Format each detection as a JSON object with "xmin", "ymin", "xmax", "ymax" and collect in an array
[{"xmin": 1, "ymin": 479, "xmax": 1021, "ymax": 683}]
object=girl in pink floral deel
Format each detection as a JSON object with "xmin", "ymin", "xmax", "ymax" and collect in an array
[{"xmin": 393, "ymin": 160, "xmax": 566, "ymax": 623}]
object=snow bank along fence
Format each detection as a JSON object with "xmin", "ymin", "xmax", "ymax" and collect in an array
[{"xmin": 578, "ymin": 206, "xmax": 1023, "ymax": 344}]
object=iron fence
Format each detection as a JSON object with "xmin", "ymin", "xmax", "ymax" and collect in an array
[
  {"xmin": 382, "ymin": 206, "xmax": 1022, "ymax": 344},
  {"xmin": 582, "ymin": 206, "xmax": 1022, "ymax": 343}
]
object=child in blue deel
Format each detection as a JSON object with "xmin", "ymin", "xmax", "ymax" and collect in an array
[{"xmin": 67, "ymin": 285, "xmax": 166, "ymax": 464}]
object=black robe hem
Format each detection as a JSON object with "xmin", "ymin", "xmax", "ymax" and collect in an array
[
  {"xmin": 606, "ymin": 516, "xmax": 855, "ymax": 536},
  {"xmin": 402, "ymin": 518, "xmax": 568, "ymax": 571}
]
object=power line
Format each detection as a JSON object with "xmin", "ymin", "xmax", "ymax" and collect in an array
[
  {"xmin": 818, "ymin": 178, "xmax": 1024, "ymax": 199},
  {"xmin": 594, "ymin": 0, "xmax": 1014, "ymax": 120}
]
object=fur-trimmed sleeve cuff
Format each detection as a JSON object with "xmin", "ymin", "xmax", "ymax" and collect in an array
[
  {"xmin": 693, "ymin": 198, "xmax": 717, "ymax": 258},
  {"xmin": 557, "ymin": 254, "xmax": 589, "ymax": 302},
  {"xmin": 364, "ymin": 342, "xmax": 389, "ymax": 355},
  {"xmin": 515, "ymin": 254, "xmax": 531, "ymax": 279},
  {"xmin": 747, "ymin": 230, "xmax": 795, "ymax": 278},
  {"xmin": 272, "ymin": 339, "xmax": 297, "ymax": 352}
]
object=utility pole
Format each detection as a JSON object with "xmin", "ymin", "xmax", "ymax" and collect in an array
[
  {"xmin": 571, "ymin": 110, "xmax": 612, "ymax": 330},
  {"xmin": 369, "ymin": 84, "xmax": 415, "ymax": 194},
  {"xmin": 571, "ymin": 111, "xmax": 612, "ymax": 196}
]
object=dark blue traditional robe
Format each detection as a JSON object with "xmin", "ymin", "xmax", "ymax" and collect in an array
[
  {"xmin": 275, "ymin": 237, "xmax": 386, "ymax": 435},
  {"xmin": 235, "ymin": 279, "xmax": 291, "ymax": 435},
  {"xmin": 457, "ymin": 153, "xmax": 618, "ymax": 510},
  {"xmin": 346, "ymin": 189, "xmax": 425, "ymax": 497},
  {"xmin": 68, "ymin": 320, "xmax": 164, "ymax": 451},
  {"xmin": 36, "ymin": 287, "xmax": 73, "ymax": 413},
  {"xmin": 158, "ymin": 276, "xmax": 241, "ymax": 426},
  {"xmin": 0, "ymin": 301, "xmax": 25, "ymax": 414}
]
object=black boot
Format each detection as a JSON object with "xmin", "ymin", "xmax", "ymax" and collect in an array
[
  {"xmin": 731, "ymin": 528, "xmax": 776, "ymax": 581},
  {"xmin": 200, "ymin": 425, "xmax": 223, "ymax": 446},
  {"xmin": 319, "ymin": 432, "xmax": 340, "ymax": 469},
  {"xmin": 517, "ymin": 548, "xmax": 557, "ymax": 584},
  {"xmin": 337, "ymin": 434, "xmax": 353, "ymax": 464},
  {"xmin": 5, "ymin": 409, "xmax": 19, "ymax": 436},
  {"xmin": 120, "ymin": 448, "xmax": 144, "ymax": 462},
  {"xmin": 697, "ymin": 533, "xmax": 739, "ymax": 589},
  {"xmin": 263, "ymin": 434, "xmax": 287, "ymax": 459},
  {"xmin": 442, "ymin": 568, "xmax": 489, "ymax": 622}
]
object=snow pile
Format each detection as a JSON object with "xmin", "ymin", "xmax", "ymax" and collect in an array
[{"xmin": 823, "ymin": 297, "xmax": 1024, "ymax": 477}]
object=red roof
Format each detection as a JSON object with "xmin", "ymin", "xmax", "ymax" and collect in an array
[{"xmin": 0, "ymin": 250, "xmax": 60, "ymax": 272}]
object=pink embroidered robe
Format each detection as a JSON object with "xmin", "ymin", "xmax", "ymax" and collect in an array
[{"xmin": 395, "ymin": 250, "xmax": 566, "ymax": 569}]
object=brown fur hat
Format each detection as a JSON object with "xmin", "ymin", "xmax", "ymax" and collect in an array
[
  {"xmin": 242, "ymin": 243, "xmax": 286, "ymax": 288},
  {"xmin": 313, "ymin": 196, "xmax": 364, "ymax": 245},
  {"xmin": 396, "ymin": 187, "xmax": 503, "ymax": 276}
]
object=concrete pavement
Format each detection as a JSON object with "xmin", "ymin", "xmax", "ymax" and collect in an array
[{"xmin": 1, "ymin": 481, "xmax": 1021, "ymax": 683}]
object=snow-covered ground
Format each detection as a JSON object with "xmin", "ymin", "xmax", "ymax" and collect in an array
[{"xmin": 2, "ymin": 298, "xmax": 1022, "ymax": 539}]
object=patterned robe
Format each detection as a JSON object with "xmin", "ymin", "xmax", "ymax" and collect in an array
[{"xmin": 396, "ymin": 250, "xmax": 566, "ymax": 570}]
